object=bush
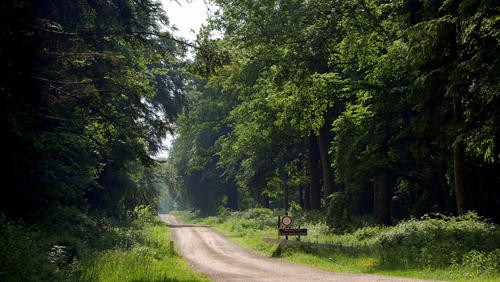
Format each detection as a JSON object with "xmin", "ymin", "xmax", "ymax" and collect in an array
[
  {"xmin": 130, "ymin": 205, "xmax": 158, "ymax": 226},
  {"xmin": 373, "ymin": 212, "xmax": 500, "ymax": 267},
  {"xmin": 0, "ymin": 205, "xmax": 170, "ymax": 282},
  {"xmin": 449, "ymin": 249, "xmax": 500, "ymax": 279},
  {"xmin": 0, "ymin": 216, "xmax": 62, "ymax": 281},
  {"xmin": 352, "ymin": 225, "xmax": 383, "ymax": 241},
  {"xmin": 242, "ymin": 208, "xmax": 273, "ymax": 220},
  {"xmin": 326, "ymin": 192, "xmax": 351, "ymax": 233}
]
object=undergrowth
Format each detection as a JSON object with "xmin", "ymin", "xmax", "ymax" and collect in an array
[{"xmin": 0, "ymin": 206, "xmax": 207, "ymax": 281}]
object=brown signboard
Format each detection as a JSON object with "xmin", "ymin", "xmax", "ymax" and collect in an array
[{"xmin": 279, "ymin": 228, "xmax": 307, "ymax": 236}]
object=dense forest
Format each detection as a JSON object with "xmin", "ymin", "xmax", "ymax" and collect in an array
[
  {"xmin": 0, "ymin": 0, "xmax": 498, "ymax": 280},
  {"xmin": 166, "ymin": 0, "xmax": 500, "ymax": 226},
  {"xmin": 0, "ymin": 0, "xmax": 198, "ymax": 279}
]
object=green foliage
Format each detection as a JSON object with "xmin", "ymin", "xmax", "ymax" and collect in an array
[
  {"xmin": 0, "ymin": 217, "xmax": 62, "ymax": 281},
  {"xmin": 450, "ymin": 249, "xmax": 500, "ymax": 279},
  {"xmin": 1, "ymin": 0, "xmax": 188, "ymax": 225},
  {"xmin": 167, "ymin": 0, "xmax": 500, "ymax": 226},
  {"xmin": 326, "ymin": 192, "xmax": 352, "ymax": 234},
  {"xmin": 166, "ymin": 76, "xmax": 240, "ymax": 215},
  {"xmin": 373, "ymin": 212, "xmax": 500, "ymax": 268},
  {"xmin": 129, "ymin": 205, "xmax": 158, "ymax": 226}
]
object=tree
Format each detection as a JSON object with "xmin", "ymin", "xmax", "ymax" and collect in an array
[
  {"xmin": 169, "ymin": 0, "xmax": 500, "ymax": 224},
  {"xmin": 405, "ymin": 0, "xmax": 500, "ymax": 215},
  {"xmin": 1, "ymin": 0, "xmax": 187, "ymax": 223}
]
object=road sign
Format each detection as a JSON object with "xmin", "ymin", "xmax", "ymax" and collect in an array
[
  {"xmin": 273, "ymin": 208, "xmax": 285, "ymax": 216},
  {"xmin": 279, "ymin": 228, "xmax": 308, "ymax": 236},
  {"xmin": 281, "ymin": 215, "xmax": 293, "ymax": 227}
]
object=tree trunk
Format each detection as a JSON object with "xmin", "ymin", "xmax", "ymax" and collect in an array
[
  {"xmin": 257, "ymin": 191, "xmax": 269, "ymax": 208},
  {"xmin": 452, "ymin": 79, "xmax": 467, "ymax": 215},
  {"xmin": 284, "ymin": 180, "xmax": 289, "ymax": 212},
  {"xmin": 282, "ymin": 169, "xmax": 289, "ymax": 212},
  {"xmin": 494, "ymin": 120, "xmax": 500, "ymax": 163},
  {"xmin": 374, "ymin": 171, "xmax": 391, "ymax": 225},
  {"xmin": 454, "ymin": 134, "xmax": 466, "ymax": 215},
  {"xmin": 226, "ymin": 182, "xmax": 238, "ymax": 210},
  {"xmin": 299, "ymin": 185, "xmax": 304, "ymax": 208},
  {"xmin": 318, "ymin": 124, "xmax": 334, "ymax": 200},
  {"xmin": 263, "ymin": 194, "xmax": 270, "ymax": 209},
  {"xmin": 304, "ymin": 184, "xmax": 311, "ymax": 210},
  {"xmin": 309, "ymin": 132, "xmax": 321, "ymax": 210}
]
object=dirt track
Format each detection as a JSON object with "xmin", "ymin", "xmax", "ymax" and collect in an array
[{"xmin": 160, "ymin": 214, "xmax": 432, "ymax": 282}]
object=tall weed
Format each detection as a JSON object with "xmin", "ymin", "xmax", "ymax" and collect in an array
[
  {"xmin": 449, "ymin": 249, "xmax": 500, "ymax": 279},
  {"xmin": 372, "ymin": 212, "xmax": 499, "ymax": 268}
]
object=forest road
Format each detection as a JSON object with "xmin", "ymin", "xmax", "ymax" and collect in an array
[{"xmin": 160, "ymin": 214, "xmax": 433, "ymax": 282}]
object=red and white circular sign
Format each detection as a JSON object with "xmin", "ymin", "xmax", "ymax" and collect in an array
[{"xmin": 281, "ymin": 215, "xmax": 293, "ymax": 227}]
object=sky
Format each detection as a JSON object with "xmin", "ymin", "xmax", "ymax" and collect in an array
[
  {"xmin": 154, "ymin": 0, "xmax": 214, "ymax": 159},
  {"xmin": 160, "ymin": 0, "xmax": 214, "ymax": 42}
]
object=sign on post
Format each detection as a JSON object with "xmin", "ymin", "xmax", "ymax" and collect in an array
[
  {"xmin": 279, "ymin": 228, "xmax": 308, "ymax": 236},
  {"xmin": 281, "ymin": 215, "xmax": 293, "ymax": 227},
  {"xmin": 273, "ymin": 208, "xmax": 285, "ymax": 216}
]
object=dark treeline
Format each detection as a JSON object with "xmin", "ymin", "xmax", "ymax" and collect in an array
[
  {"xmin": 1, "ymin": 0, "xmax": 205, "ymax": 279},
  {"xmin": 167, "ymin": 0, "xmax": 500, "ymax": 225},
  {"xmin": 1, "ymin": 0, "xmax": 185, "ymax": 241}
]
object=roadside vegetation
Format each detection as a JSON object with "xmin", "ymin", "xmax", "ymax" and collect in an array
[
  {"xmin": 1, "ymin": 206, "xmax": 207, "ymax": 281},
  {"xmin": 173, "ymin": 208, "xmax": 500, "ymax": 281}
]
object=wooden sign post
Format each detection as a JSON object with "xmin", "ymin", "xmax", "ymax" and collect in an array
[
  {"xmin": 279, "ymin": 228, "xmax": 308, "ymax": 236},
  {"xmin": 276, "ymin": 215, "xmax": 307, "ymax": 248}
]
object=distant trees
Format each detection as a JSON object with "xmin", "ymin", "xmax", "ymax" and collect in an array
[{"xmin": 168, "ymin": 0, "xmax": 499, "ymax": 223}]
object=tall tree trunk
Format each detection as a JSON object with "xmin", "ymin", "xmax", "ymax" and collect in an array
[
  {"xmin": 226, "ymin": 182, "xmax": 238, "ymax": 210},
  {"xmin": 374, "ymin": 171, "xmax": 391, "ymax": 225},
  {"xmin": 257, "ymin": 190, "xmax": 269, "ymax": 208},
  {"xmin": 282, "ymin": 168, "xmax": 289, "ymax": 211},
  {"xmin": 318, "ymin": 123, "xmax": 334, "ymax": 200},
  {"xmin": 299, "ymin": 185, "xmax": 304, "ymax": 208},
  {"xmin": 453, "ymin": 85, "xmax": 467, "ymax": 215},
  {"xmin": 494, "ymin": 117, "xmax": 500, "ymax": 163},
  {"xmin": 309, "ymin": 132, "xmax": 321, "ymax": 210},
  {"xmin": 283, "ymin": 179, "xmax": 289, "ymax": 212},
  {"xmin": 263, "ymin": 194, "xmax": 270, "ymax": 209},
  {"xmin": 304, "ymin": 184, "xmax": 311, "ymax": 210},
  {"xmin": 454, "ymin": 134, "xmax": 466, "ymax": 215},
  {"xmin": 448, "ymin": 19, "xmax": 467, "ymax": 216}
]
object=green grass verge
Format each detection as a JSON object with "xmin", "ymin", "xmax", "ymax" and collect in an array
[
  {"xmin": 0, "ymin": 206, "xmax": 209, "ymax": 281},
  {"xmin": 80, "ymin": 221, "xmax": 209, "ymax": 282},
  {"xmin": 171, "ymin": 209, "xmax": 499, "ymax": 281}
]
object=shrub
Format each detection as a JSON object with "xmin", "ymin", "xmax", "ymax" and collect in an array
[
  {"xmin": 130, "ymin": 205, "xmax": 158, "ymax": 226},
  {"xmin": 449, "ymin": 249, "xmax": 500, "ymax": 279},
  {"xmin": 326, "ymin": 192, "xmax": 351, "ymax": 233},
  {"xmin": 373, "ymin": 212, "xmax": 500, "ymax": 267},
  {"xmin": 352, "ymin": 225, "xmax": 383, "ymax": 242},
  {"xmin": 0, "ymin": 216, "xmax": 62, "ymax": 281},
  {"xmin": 242, "ymin": 208, "xmax": 273, "ymax": 220}
]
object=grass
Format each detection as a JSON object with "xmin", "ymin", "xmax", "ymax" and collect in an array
[
  {"xmin": 80, "ymin": 221, "xmax": 209, "ymax": 282},
  {"xmin": 280, "ymin": 245, "xmax": 451, "ymax": 281},
  {"xmin": 171, "ymin": 209, "xmax": 500, "ymax": 281}
]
